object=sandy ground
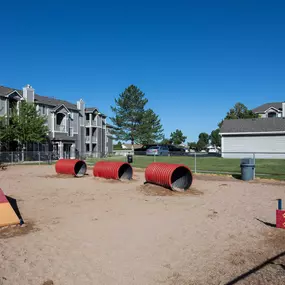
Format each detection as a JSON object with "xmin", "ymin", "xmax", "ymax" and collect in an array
[{"xmin": 0, "ymin": 165, "xmax": 285, "ymax": 285}]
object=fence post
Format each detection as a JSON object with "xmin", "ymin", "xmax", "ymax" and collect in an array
[
  {"xmin": 253, "ymin": 152, "xmax": 256, "ymax": 179},
  {"xmin": 10, "ymin": 152, "xmax": 13, "ymax": 165},
  {"xmin": 194, "ymin": 152, "xmax": 197, "ymax": 173},
  {"xmin": 38, "ymin": 152, "xmax": 41, "ymax": 165}
]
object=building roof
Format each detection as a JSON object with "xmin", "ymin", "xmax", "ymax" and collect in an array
[
  {"xmin": 0, "ymin": 85, "xmax": 78, "ymax": 111},
  {"xmin": 0, "ymin": 85, "xmax": 109, "ymax": 116},
  {"xmin": 0, "ymin": 86, "xmax": 22, "ymax": 97},
  {"xmin": 220, "ymin": 118, "xmax": 285, "ymax": 134},
  {"xmin": 252, "ymin": 102, "xmax": 283, "ymax": 113},
  {"xmin": 34, "ymin": 94, "xmax": 78, "ymax": 111},
  {"xmin": 85, "ymin": 107, "xmax": 106, "ymax": 117},
  {"xmin": 85, "ymin": 107, "xmax": 99, "ymax": 113}
]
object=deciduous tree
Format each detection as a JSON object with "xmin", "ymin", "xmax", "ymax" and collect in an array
[
  {"xmin": 219, "ymin": 102, "xmax": 258, "ymax": 127},
  {"xmin": 170, "ymin": 129, "xmax": 187, "ymax": 145},
  {"xmin": 210, "ymin": 129, "xmax": 221, "ymax": 147},
  {"xmin": 0, "ymin": 101, "xmax": 48, "ymax": 150},
  {"xmin": 196, "ymin": 132, "xmax": 209, "ymax": 151}
]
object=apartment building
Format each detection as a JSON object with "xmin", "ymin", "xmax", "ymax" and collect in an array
[
  {"xmin": 253, "ymin": 102, "xmax": 285, "ymax": 118},
  {"xmin": 0, "ymin": 84, "xmax": 115, "ymax": 158}
]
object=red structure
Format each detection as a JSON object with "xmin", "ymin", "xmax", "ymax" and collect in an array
[
  {"xmin": 55, "ymin": 159, "xmax": 87, "ymax": 177},
  {"xmin": 93, "ymin": 161, "xmax": 133, "ymax": 180},
  {"xmin": 276, "ymin": 210, "xmax": 285, "ymax": 229},
  {"xmin": 0, "ymin": 188, "xmax": 20, "ymax": 227},
  {"xmin": 145, "ymin": 162, "xmax": 193, "ymax": 191}
]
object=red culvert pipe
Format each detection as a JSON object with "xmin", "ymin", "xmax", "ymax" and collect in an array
[
  {"xmin": 93, "ymin": 161, "xmax": 133, "ymax": 180},
  {"xmin": 55, "ymin": 159, "xmax": 87, "ymax": 177},
  {"xmin": 145, "ymin": 162, "xmax": 193, "ymax": 191}
]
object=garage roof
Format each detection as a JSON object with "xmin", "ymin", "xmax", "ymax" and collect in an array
[{"xmin": 220, "ymin": 118, "xmax": 285, "ymax": 134}]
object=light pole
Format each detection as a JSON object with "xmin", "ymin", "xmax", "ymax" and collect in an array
[{"xmin": 96, "ymin": 112, "xmax": 102, "ymax": 157}]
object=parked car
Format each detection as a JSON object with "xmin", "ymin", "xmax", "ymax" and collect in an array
[
  {"xmin": 134, "ymin": 144, "xmax": 158, "ymax": 155},
  {"xmin": 146, "ymin": 146, "xmax": 169, "ymax": 156},
  {"xmin": 168, "ymin": 145, "xmax": 187, "ymax": 156}
]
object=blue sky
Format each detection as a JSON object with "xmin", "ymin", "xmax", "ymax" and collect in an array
[{"xmin": 1, "ymin": 0, "xmax": 284, "ymax": 142}]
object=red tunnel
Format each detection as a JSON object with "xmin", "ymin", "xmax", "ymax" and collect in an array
[
  {"xmin": 145, "ymin": 162, "xmax": 193, "ymax": 191},
  {"xmin": 55, "ymin": 159, "xmax": 87, "ymax": 177},
  {"xmin": 93, "ymin": 161, "xmax": 133, "ymax": 180}
]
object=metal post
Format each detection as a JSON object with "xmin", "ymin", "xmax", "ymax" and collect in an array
[
  {"xmin": 38, "ymin": 151, "xmax": 41, "ymax": 165},
  {"xmin": 194, "ymin": 152, "xmax": 197, "ymax": 173},
  {"xmin": 278, "ymin": 199, "xmax": 282, "ymax": 210},
  {"xmin": 253, "ymin": 153, "xmax": 256, "ymax": 179}
]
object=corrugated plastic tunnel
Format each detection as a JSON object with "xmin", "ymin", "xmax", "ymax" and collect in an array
[
  {"xmin": 93, "ymin": 161, "xmax": 133, "ymax": 180},
  {"xmin": 145, "ymin": 162, "xmax": 193, "ymax": 191},
  {"xmin": 55, "ymin": 159, "xmax": 87, "ymax": 177}
]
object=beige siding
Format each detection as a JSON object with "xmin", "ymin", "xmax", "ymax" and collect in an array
[{"xmin": 222, "ymin": 135, "xmax": 285, "ymax": 158}]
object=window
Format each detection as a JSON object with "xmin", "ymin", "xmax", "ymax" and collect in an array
[
  {"xmin": 42, "ymin": 105, "xmax": 46, "ymax": 115},
  {"xmin": 86, "ymin": 128, "xmax": 90, "ymax": 136},
  {"xmin": 268, "ymin": 112, "xmax": 277, "ymax": 118},
  {"xmin": 56, "ymin": 113, "xmax": 65, "ymax": 125},
  {"xmin": 86, "ymin": 144, "xmax": 90, "ymax": 152}
]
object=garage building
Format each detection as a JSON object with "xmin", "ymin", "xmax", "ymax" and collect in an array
[{"xmin": 220, "ymin": 117, "xmax": 285, "ymax": 159}]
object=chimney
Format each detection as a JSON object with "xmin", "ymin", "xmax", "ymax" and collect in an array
[
  {"xmin": 77, "ymin": 99, "xmax": 85, "ymax": 112},
  {"xmin": 283, "ymin": 102, "xmax": 285, "ymax": 118},
  {"xmin": 23, "ymin": 84, "xmax": 35, "ymax": 103}
]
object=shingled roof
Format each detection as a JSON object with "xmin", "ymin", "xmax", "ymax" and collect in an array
[
  {"xmin": 220, "ymin": 118, "xmax": 285, "ymax": 134},
  {"xmin": 0, "ymin": 85, "xmax": 78, "ymax": 111},
  {"xmin": 252, "ymin": 102, "xmax": 283, "ymax": 113},
  {"xmin": 85, "ymin": 107, "xmax": 99, "ymax": 113},
  {"xmin": 0, "ymin": 86, "xmax": 23, "ymax": 97}
]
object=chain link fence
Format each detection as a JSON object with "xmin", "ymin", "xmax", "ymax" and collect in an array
[
  {"xmin": 0, "ymin": 151, "xmax": 112, "ymax": 165},
  {"xmin": 85, "ymin": 151, "xmax": 285, "ymax": 180},
  {"xmin": 1, "ymin": 151, "xmax": 285, "ymax": 180}
]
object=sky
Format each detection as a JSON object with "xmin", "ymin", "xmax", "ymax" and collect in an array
[{"xmin": 1, "ymin": 0, "xmax": 285, "ymax": 142}]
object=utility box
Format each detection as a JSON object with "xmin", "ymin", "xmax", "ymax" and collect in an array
[{"xmin": 240, "ymin": 158, "xmax": 255, "ymax": 181}]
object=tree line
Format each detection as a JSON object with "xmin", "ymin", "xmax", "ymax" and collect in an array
[
  {"xmin": 0, "ymin": 83, "xmax": 257, "ymax": 153},
  {"xmin": 111, "ymin": 87, "xmax": 258, "ymax": 150}
]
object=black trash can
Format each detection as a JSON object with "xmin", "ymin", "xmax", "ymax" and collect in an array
[
  {"xmin": 240, "ymin": 158, "xmax": 255, "ymax": 181},
  {"xmin": 127, "ymin": 154, "xmax": 133, "ymax": 164}
]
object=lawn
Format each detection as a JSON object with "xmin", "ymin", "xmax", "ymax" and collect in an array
[{"xmin": 86, "ymin": 155, "xmax": 285, "ymax": 180}]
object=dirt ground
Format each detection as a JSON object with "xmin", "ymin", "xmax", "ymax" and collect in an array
[{"xmin": 1, "ymin": 165, "xmax": 285, "ymax": 285}]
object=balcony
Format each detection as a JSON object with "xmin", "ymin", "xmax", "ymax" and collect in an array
[
  {"xmin": 86, "ymin": 136, "xmax": 98, "ymax": 143},
  {"xmin": 55, "ymin": 125, "xmax": 66, "ymax": 132},
  {"xmin": 85, "ymin": 120, "xmax": 102, "ymax": 127}
]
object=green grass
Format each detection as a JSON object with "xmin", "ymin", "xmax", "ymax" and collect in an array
[{"xmin": 86, "ymin": 155, "xmax": 285, "ymax": 180}]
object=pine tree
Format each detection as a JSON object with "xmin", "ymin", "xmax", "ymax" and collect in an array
[{"xmin": 110, "ymin": 85, "xmax": 163, "ymax": 146}]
